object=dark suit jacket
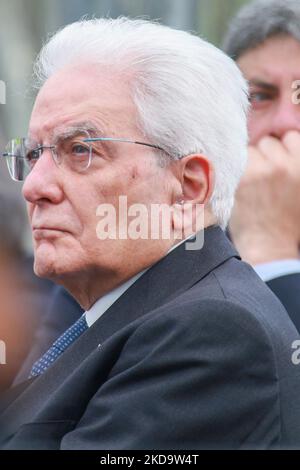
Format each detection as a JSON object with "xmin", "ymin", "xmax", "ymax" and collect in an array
[
  {"xmin": 1, "ymin": 226, "xmax": 300, "ymax": 450},
  {"xmin": 227, "ymin": 229, "xmax": 300, "ymax": 334},
  {"xmin": 267, "ymin": 274, "xmax": 300, "ymax": 333}
]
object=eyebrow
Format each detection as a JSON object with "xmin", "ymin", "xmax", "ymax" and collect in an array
[
  {"xmin": 27, "ymin": 121, "xmax": 107, "ymax": 143},
  {"xmin": 248, "ymin": 79, "xmax": 278, "ymax": 93},
  {"xmin": 53, "ymin": 122, "xmax": 102, "ymax": 140}
]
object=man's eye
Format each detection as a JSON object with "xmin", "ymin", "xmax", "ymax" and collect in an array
[
  {"xmin": 26, "ymin": 148, "xmax": 41, "ymax": 166},
  {"xmin": 71, "ymin": 144, "xmax": 90, "ymax": 156},
  {"xmin": 249, "ymin": 92, "xmax": 273, "ymax": 104}
]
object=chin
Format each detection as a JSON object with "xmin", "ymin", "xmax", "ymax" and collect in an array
[
  {"xmin": 33, "ymin": 241, "xmax": 83, "ymax": 283},
  {"xmin": 33, "ymin": 242, "xmax": 62, "ymax": 280},
  {"xmin": 34, "ymin": 257, "xmax": 57, "ymax": 280}
]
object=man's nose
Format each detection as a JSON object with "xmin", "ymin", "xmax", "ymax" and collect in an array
[
  {"xmin": 269, "ymin": 98, "xmax": 300, "ymax": 139},
  {"xmin": 22, "ymin": 149, "xmax": 63, "ymax": 204}
]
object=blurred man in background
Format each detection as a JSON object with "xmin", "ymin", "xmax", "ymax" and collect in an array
[{"xmin": 223, "ymin": 0, "xmax": 300, "ymax": 331}]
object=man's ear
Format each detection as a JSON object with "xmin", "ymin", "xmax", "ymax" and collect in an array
[
  {"xmin": 170, "ymin": 154, "xmax": 215, "ymax": 239},
  {"xmin": 179, "ymin": 154, "xmax": 214, "ymax": 204}
]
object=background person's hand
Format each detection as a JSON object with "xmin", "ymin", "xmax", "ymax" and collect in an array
[{"xmin": 229, "ymin": 131, "xmax": 300, "ymax": 265}]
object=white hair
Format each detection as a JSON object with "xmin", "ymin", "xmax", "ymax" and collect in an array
[{"xmin": 33, "ymin": 17, "xmax": 249, "ymax": 229}]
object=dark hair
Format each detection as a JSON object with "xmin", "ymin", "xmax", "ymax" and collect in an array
[{"xmin": 223, "ymin": 0, "xmax": 300, "ymax": 60}]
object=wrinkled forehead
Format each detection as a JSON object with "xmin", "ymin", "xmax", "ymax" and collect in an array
[{"xmin": 29, "ymin": 63, "xmax": 137, "ymax": 141}]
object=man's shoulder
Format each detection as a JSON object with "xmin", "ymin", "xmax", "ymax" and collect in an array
[
  {"xmin": 210, "ymin": 256, "xmax": 297, "ymax": 333},
  {"xmin": 130, "ymin": 255, "xmax": 298, "ymax": 361}
]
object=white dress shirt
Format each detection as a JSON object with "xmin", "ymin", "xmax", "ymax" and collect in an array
[
  {"xmin": 85, "ymin": 270, "xmax": 146, "ymax": 327},
  {"xmin": 254, "ymin": 258, "xmax": 300, "ymax": 282}
]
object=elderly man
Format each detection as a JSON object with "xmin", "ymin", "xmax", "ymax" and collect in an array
[
  {"xmin": 223, "ymin": 0, "xmax": 300, "ymax": 331},
  {"xmin": 0, "ymin": 17, "xmax": 300, "ymax": 450}
]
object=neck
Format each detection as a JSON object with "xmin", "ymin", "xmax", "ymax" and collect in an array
[
  {"xmin": 51, "ymin": 216, "xmax": 217, "ymax": 310},
  {"xmin": 54, "ymin": 240, "xmax": 175, "ymax": 310}
]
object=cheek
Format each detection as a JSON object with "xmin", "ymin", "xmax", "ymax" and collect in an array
[
  {"xmin": 76, "ymin": 205, "xmax": 100, "ymax": 243},
  {"xmin": 248, "ymin": 110, "xmax": 269, "ymax": 145},
  {"xmin": 65, "ymin": 181, "xmax": 105, "ymax": 230},
  {"xmin": 82, "ymin": 161, "xmax": 168, "ymax": 223},
  {"xmin": 130, "ymin": 165, "xmax": 139, "ymax": 181},
  {"xmin": 73, "ymin": 184, "xmax": 122, "ymax": 245},
  {"xmin": 27, "ymin": 203, "xmax": 34, "ymax": 221}
]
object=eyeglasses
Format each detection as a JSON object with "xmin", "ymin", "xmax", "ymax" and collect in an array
[{"xmin": 2, "ymin": 130, "xmax": 168, "ymax": 182}]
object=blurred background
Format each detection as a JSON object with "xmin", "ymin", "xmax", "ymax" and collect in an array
[{"xmin": 0, "ymin": 0, "xmax": 250, "ymax": 245}]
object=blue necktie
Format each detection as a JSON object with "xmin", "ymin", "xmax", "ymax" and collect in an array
[{"xmin": 29, "ymin": 314, "xmax": 88, "ymax": 378}]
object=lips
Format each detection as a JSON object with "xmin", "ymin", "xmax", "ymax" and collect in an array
[
  {"xmin": 33, "ymin": 226, "xmax": 65, "ymax": 231},
  {"xmin": 32, "ymin": 226, "xmax": 70, "ymax": 239}
]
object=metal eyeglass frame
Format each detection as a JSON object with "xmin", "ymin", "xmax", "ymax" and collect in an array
[
  {"xmin": 83, "ymin": 137, "xmax": 167, "ymax": 153},
  {"xmin": 1, "ymin": 136, "xmax": 171, "ymax": 181}
]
